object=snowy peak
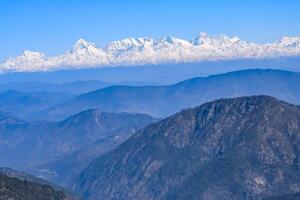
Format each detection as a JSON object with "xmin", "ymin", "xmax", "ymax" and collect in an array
[
  {"xmin": 157, "ymin": 35, "xmax": 192, "ymax": 47},
  {"xmin": 23, "ymin": 50, "xmax": 45, "ymax": 58},
  {"xmin": 59, "ymin": 39, "xmax": 108, "ymax": 67},
  {"xmin": 105, "ymin": 37, "xmax": 153, "ymax": 53},
  {"xmin": 159, "ymin": 35, "xmax": 182, "ymax": 44},
  {"xmin": 276, "ymin": 36, "xmax": 300, "ymax": 48},
  {"xmin": 1, "ymin": 33, "xmax": 300, "ymax": 73},
  {"xmin": 68, "ymin": 39, "xmax": 104, "ymax": 57},
  {"xmin": 192, "ymin": 32, "xmax": 245, "ymax": 47},
  {"xmin": 71, "ymin": 39, "xmax": 97, "ymax": 52},
  {"xmin": 1, "ymin": 50, "xmax": 48, "ymax": 72}
]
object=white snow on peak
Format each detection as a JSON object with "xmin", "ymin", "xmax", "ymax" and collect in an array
[
  {"xmin": 276, "ymin": 36, "xmax": 300, "ymax": 48},
  {"xmin": 60, "ymin": 39, "xmax": 108, "ymax": 67},
  {"xmin": 1, "ymin": 33, "xmax": 300, "ymax": 73},
  {"xmin": 23, "ymin": 50, "xmax": 45, "ymax": 57},
  {"xmin": 70, "ymin": 39, "xmax": 97, "ymax": 52},
  {"xmin": 192, "ymin": 33, "xmax": 248, "ymax": 48},
  {"xmin": 1, "ymin": 50, "xmax": 48, "ymax": 72}
]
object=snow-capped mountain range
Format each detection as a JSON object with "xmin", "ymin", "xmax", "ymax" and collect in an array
[{"xmin": 1, "ymin": 33, "xmax": 300, "ymax": 73}]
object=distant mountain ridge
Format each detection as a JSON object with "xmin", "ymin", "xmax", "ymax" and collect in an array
[
  {"xmin": 0, "ymin": 80, "xmax": 110, "ymax": 94},
  {"xmin": 75, "ymin": 95, "xmax": 300, "ymax": 200},
  {"xmin": 0, "ymin": 109, "xmax": 156, "ymax": 186},
  {"xmin": 40, "ymin": 69, "xmax": 300, "ymax": 120},
  {"xmin": 0, "ymin": 90, "xmax": 73, "ymax": 120},
  {"xmin": 1, "ymin": 33, "xmax": 300, "ymax": 72},
  {"xmin": 0, "ymin": 80, "xmax": 160, "ymax": 94}
]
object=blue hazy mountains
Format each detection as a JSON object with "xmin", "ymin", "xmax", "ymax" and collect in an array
[
  {"xmin": 1, "ymin": 69, "xmax": 300, "ymax": 121},
  {"xmin": 0, "ymin": 68, "xmax": 300, "ymax": 200},
  {"xmin": 39, "ymin": 69, "xmax": 300, "ymax": 120},
  {"xmin": 0, "ymin": 109, "xmax": 156, "ymax": 186},
  {"xmin": 0, "ymin": 90, "xmax": 73, "ymax": 120}
]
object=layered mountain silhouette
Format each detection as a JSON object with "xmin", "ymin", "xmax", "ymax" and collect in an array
[
  {"xmin": 0, "ymin": 80, "xmax": 158, "ymax": 94},
  {"xmin": 41, "ymin": 69, "xmax": 300, "ymax": 120},
  {"xmin": 75, "ymin": 96, "xmax": 300, "ymax": 200},
  {"xmin": 0, "ymin": 80, "xmax": 111, "ymax": 94},
  {"xmin": 0, "ymin": 109, "xmax": 156, "ymax": 186},
  {"xmin": 0, "ymin": 90, "xmax": 73, "ymax": 120}
]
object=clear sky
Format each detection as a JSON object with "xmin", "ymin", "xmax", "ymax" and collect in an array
[{"xmin": 1, "ymin": 0, "xmax": 300, "ymax": 61}]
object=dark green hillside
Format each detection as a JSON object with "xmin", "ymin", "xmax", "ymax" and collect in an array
[{"xmin": 0, "ymin": 173, "xmax": 67, "ymax": 200}]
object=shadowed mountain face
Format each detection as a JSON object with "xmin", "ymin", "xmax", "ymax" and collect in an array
[
  {"xmin": 75, "ymin": 96, "xmax": 300, "ymax": 200},
  {"xmin": 41, "ymin": 69, "xmax": 300, "ymax": 120},
  {"xmin": 0, "ymin": 110, "xmax": 156, "ymax": 186}
]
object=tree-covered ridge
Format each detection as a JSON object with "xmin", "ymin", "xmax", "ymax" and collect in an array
[{"xmin": 0, "ymin": 173, "xmax": 67, "ymax": 200}]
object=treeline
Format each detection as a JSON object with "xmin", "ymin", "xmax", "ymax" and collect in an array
[{"xmin": 0, "ymin": 173, "xmax": 67, "ymax": 200}]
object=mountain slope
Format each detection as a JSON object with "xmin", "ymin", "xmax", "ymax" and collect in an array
[
  {"xmin": 42, "ymin": 69, "xmax": 300, "ymax": 120},
  {"xmin": 0, "ymin": 110, "xmax": 156, "ymax": 186},
  {"xmin": 0, "ymin": 172, "xmax": 69, "ymax": 200},
  {"xmin": 75, "ymin": 96, "xmax": 300, "ymax": 200},
  {"xmin": 1, "ymin": 33, "xmax": 300, "ymax": 72},
  {"xmin": 0, "ymin": 167, "xmax": 80, "ymax": 199}
]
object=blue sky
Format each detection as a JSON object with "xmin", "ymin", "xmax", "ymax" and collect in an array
[{"xmin": 1, "ymin": 0, "xmax": 300, "ymax": 61}]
